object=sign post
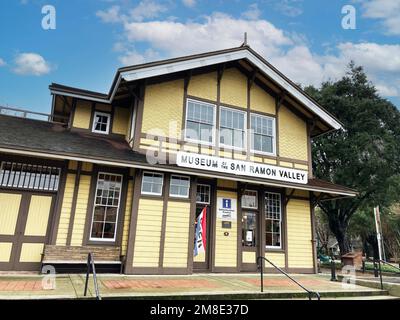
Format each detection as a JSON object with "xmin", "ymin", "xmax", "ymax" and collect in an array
[{"xmin": 374, "ymin": 206, "xmax": 385, "ymax": 261}]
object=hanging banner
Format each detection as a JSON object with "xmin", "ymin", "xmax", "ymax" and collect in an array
[
  {"xmin": 194, "ymin": 206, "xmax": 207, "ymax": 257},
  {"xmin": 176, "ymin": 151, "xmax": 308, "ymax": 184}
]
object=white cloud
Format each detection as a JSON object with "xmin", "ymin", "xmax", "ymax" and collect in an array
[
  {"xmin": 273, "ymin": 0, "xmax": 303, "ymax": 17},
  {"xmin": 119, "ymin": 48, "xmax": 159, "ymax": 66},
  {"xmin": 361, "ymin": 0, "xmax": 400, "ymax": 35},
  {"xmin": 96, "ymin": 5, "xmax": 121, "ymax": 23},
  {"xmin": 130, "ymin": 0, "xmax": 167, "ymax": 22},
  {"xmin": 182, "ymin": 0, "xmax": 196, "ymax": 8},
  {"xmin": 241, "ymin": 3, "xmax": 261, "ymax": 20},
  {"xmin": 0, "ymin": 58, "xmax": 5, "ymax": 67},
  {"xmin": 13, "ymin": 53, "xmax": 52, "ymax": 76}
]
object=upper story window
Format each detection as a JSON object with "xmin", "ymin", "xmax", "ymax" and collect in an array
[
  {"xmin": 241, "ymin": 190, "xmax": 258, "ymax": 209},
  {"xmin": 219, "ymin": 107, "xmax": 246, "ymax": 150},
  {"xmin": 141, "ymin": 172, "xmax": 164, "ymax": 196},
  {"xmin": 92, "ymin": 111, "xmax": 111, "ymax": 134},
  {"xmin": 250, "ymin": 113, "xmax": 275, "ymax": 155},
  {"xmin": 185, "ymin": 99, "xmax": 216, "ymax": 145},
  {"xmin": 196, "ymin": 184, "xmax": 211, "ymax": 204},
  {"xmin": 169, "ymin": 175, "xmax": 190, "ymax": 198},
  {"xmin": 265, "ymin": 192, "xmax": 282, "ymax": 249}
]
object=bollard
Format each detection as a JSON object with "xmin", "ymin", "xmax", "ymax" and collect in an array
[
  {"xmin": 373, "ymin": 261, "xmax": 379, "ymax": 277},
  {"xmin": 362, "ymin": 260, "xmax": 365, "ymax": 273},
  {"xmin": 330, "ymin": 258, "xmax": 337, "ymax": 281}
]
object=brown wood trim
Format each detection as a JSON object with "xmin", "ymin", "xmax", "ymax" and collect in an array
[
  {"xmin": 66, "ymin": 162, "xmax": 82, "ymax": 246},
  {"xmin": 133, "ymin": 84, "xmax": 145, "ymax": 151},
  {"xmin": 68, "ymin": 98, "xmax": 77, "ymax": 129},
  {"xmin": 237, "ymin": 186, "xmax": 243, "ymax": 271},
  {"xmin": 209, "ymin": 179, "xmax": 217, "ymax": 272},
  {"xmin": 158, "ymin": 174, "xmax": 170, "ymax": 268},
  {"xmin": 124, "ymin": 169, "xmax": 142, "ymax": 274},
  {"xmin": 187, "ymin": 176, "xmax": 197, "ymax": 273},
  {"xmin": 48, "ymin": 160, "xmax": 69, "ymax": 244},
  {"xmin": 310, "ymin": 197, "xmax": 318, "ymax": 274}
]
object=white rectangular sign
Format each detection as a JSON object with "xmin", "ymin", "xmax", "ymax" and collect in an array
[
  {"xmin": 176, "ymin": 152, "xmax": 308, "ymax": 184},
  {"xmin": 217, "ymin": 197, "xmax": 237, "ymax": 221}
]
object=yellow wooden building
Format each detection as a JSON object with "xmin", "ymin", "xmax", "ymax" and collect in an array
[{"xmin": 0, "ymin": 45, "xmax": 356, "ymax": 274}]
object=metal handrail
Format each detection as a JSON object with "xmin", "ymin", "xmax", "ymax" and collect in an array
[
  {"xmin": 83, "ymin": 253, "xmax": 101, "ymax": 300},
  {"xmin": 0, "ymin": 105, "xmax": 68, "ymax": 123},
  {"xmin": 362, "ymin": 257, "xmax": 400, "ymax": 290},
  {"xmin": 257, "ymin": 256, "xmax": 320, "ymax": 300}
]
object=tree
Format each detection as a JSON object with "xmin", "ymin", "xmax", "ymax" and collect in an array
[
  {"xmin": 305, "ymin": 63, "xmax": 400, "ymax": 256},
  {"xmin": 315, "ymin": 208, "xmax": 331, "ymax": 255}
]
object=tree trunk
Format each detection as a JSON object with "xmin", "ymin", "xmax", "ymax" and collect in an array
[{"xmin": 326, "ymin": 214, "xmax": 352, "ymax": 257}]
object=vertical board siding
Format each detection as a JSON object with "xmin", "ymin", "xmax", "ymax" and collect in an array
[
  {"xmin": 112, "ymin": 106, "xmax": 130, "ymax": 135},
  {"xmin": 214, "ymin": 190, "xmax": 237, "ymax": 267},
  {"xmin": 250, "ymin": 83, "xmax": 276, "ymax": 115},
  {"xmin": 19, "ymin": 243, "xmax": 44, "ymax": 262},
  {"xmin": 24, "ymin": 195, "xmax": 52, "ymax": 236},
  {"xmin": 279, "ymin": 105, "xmax": 308, "ymax": 161},
  {"xmin": 287, "ymin": 199, "xmax": 313, "ymax": 268},
  {"xmin": 242, "ymin": 251, "xmax": 256, "ymax": 264},
  {"xmin": 0, "ymin": 193, "xmax": 21, "ymax": 235},
  {"xmin": 72, "ymin": 101, "xmax": 92, "ymax": 129},
  {"xmin": 265, "ymin": 252, "xmax": 286, "ymax": 268},
  {"xmin": 70, "ymin": 175, "xmax": 91, "ymax": 246},
  {"xmin": 187, "ymin": 72, "xmax": 218, "ymax": 101},
  {"xmin": 220, "ymin": 68, "xmax": 248, "ymax": 107},
  {"xmin": 163, "ymin": 201, "xmax": 191, "ymax": 268},
  {"xmin": 132, "ymin": 198, "xmax": 164, "ymax": 267},
  {"xmin": 56, "ymin": 174, "xmax": 75, "ymax": 245},
  {"xmin": 121, "ymin": 180, "xmax": 134, "ymax": 256},
  {"xmin": 141, "ymin": 79, "xmax": 184, "ymax": 139},
  {"xmin": 0, "ymin": 243, "xmax": 13, "ymax": 262}
]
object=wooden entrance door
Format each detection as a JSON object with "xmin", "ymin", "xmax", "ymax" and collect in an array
[{"xmin": 0, "ymin": 191, "xmax": 54, "ymax": 271}]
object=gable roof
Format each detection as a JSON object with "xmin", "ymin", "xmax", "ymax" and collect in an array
[{"xmin": 49, "ymin": 45, "xmax": 342, "ymax": 132}]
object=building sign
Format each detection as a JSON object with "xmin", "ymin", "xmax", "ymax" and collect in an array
[
  {"xmin": 217, "ymin": 197, "xmax": 237, "ymax": 221},
  {"xmin": 176, "ymin": 152, "xmax": 308, "ymax": 184}
]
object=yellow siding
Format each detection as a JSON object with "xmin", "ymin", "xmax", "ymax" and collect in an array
[
  {"xmin": 19, "ymin": 243, "xmax": 44, "ymax": 262},
  {"xmin": 73, "ymin": 100, "xmax": 92, "ymax": 129},
  {"xmin": 0, "ymin": 193, "xmax": 21, "ymax": 235},
  {"xmin": 220, "ymin": 68, "xmax": 247, "ymax": 107},
  {"xmin": 24, "ymin": 195, "xmax": 52, "ymax": 237},
  {"xmin": 287, "ymin": 199, "xmax": 313, "ymax": 268},
  {"xmin": 82, "ymin": 162, "xmax": 93, "ymax": 172},
  {"xmin": 289, "ymin": 189, "xmax": 310, "ymax": 198},
  {"xmin": 242, "ymin": 251, "xmax": 256, "ymax": 264},
  {"xmin": 56, "ymin": 174, "xmax": 76, "ymax": 245},
  {"xmin": 70, "ymin": 175, "xmax": 91, "ymax": 246},
  {"xmin": 217, "ymin": 179, "xmax": 237, "ymax": 189},
  {"xmin": 0, "ymin": 243, "xmax": 12, "ymax": 262},
  {"xmin": 187, "ymin": 71, "xmax": 218, "ymax": 101},
  {"xmin": 68, "ymin": 160, "xmax": 78, "ymax": 170},
  {"xmin": 279, "ymin": 105, "xmax": 308, "ymax": 161},
  {"xmin": 112, "ymin": 106, "xmax": 130, "ymax": 135},
  {"xmin": 132, "ymin": 199, "xmax": 164, "ymax": 267},
  {"xmin": 214, "ymin": 190, "xmax": 237, "ymax": 267},
  {"xmin": 163, "ymin": 201, "xmax": 191, "ymax": 268},
  {"xmin": 264, "ymin": 158, "xmax": 277, "ymax": 165},
  {"xmin": 295, "ymin": 163, "xmax": 309, "ymax": 171},
  {"xmin": 265, "ymin": 252, "xmax": 285, "ymax": 268},
  {"xmin": 121, "ymin": 180, "xmax": 134, "ymax": 256},
  {"xmin": 250, "ymin": 83, "xmax": 276, "ymax": 114},
  {"xmin": 280, "ymin": 161, "xmax": 294, "ymax": 168},
  {"xmin": 142, "ymin": 79, "xmax": 184, "ymax": 139}
]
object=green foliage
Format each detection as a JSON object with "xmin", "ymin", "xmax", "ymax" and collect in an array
[{"xmin": 305, "ymin": 62, "xmax": 400, "ymax": 254}]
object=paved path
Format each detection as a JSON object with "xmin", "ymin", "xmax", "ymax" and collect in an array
[{"xmin": 0, "ymin": 273, "xmax": 385, "ymax": 300}]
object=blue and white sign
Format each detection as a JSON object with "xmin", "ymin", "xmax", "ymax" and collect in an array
[{"xmin": 217, "ymin": 197, "xmax": 237, "ymax": 221}]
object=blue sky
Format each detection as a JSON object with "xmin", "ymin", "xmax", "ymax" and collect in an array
[{"xmin": 0, "ymin": 0, "xmax": 399, "ymax": 113}]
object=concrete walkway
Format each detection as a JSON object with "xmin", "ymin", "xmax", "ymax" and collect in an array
[{"xmin": 0, "ymin": 273, "xmax": 389, "ymax": 300}]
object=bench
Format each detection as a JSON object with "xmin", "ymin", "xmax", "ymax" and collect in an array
[{"xmin": 41, "ymin": 245, "xmax": 125, "ymax": 273}]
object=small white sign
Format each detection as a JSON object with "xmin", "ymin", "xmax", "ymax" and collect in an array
[
  {"xmin": 217, "ymin": 197, "xmax": 237, "ymax": 221},
  {"xmin": 246, "ymin": 230, "xmax": 253, "ymax": 242},
  {"xmin": 176, "ymin": 152, "xmax": 308, "ymax": 184}
]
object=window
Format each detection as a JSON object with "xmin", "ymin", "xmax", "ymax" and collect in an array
[
  {"xmin": 219, "ymin": 107, "xmax": 246, "ymax": 149},
  {"xmin": 250, "ymin": 114, "xmax": 275, "ymax": 155},
  {"xmin": 0, "ymin": 161, "xmax": 61, "ymax": 191},
  {"xmin": 141, "ymin": 172, "xmax": 164, "ymax": 196},
  {"xmin": 92, "ymin": 111, "xmax": 110, "ymax": 134},
  {"xmin": 241, "ymin": 190, "xmax": 258, "ymax": 209},
  {"xmin": 242, "ymin": 211, "xmax": 257, "ymax": 247},
  {"xmin": 90, "ymin": 173, "xmax": 123, "ymax": 241},
  {"xmin": 185, "ymin": 99, "xmax": 216, "ymax": 144},
  {"xmin": 169, "ymin": 175, "xmax": 190, "ymax": 198},
  {"xmin": 265, "ymin": 192, "xmax": 282, "ymax": 248},
  {"xmin": 196, "ymin": 184, "xmax": 211, "ymax": 204}
]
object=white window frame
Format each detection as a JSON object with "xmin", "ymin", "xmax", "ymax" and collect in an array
[
  {"xmin": 92, "ymin": 111, "xmax": 111, "ymax": 134},
  {"xmin": 241, "ymin": 190, "xmax": 258, "ymax": 209},
  {"xmin": 219, "ymin": 106, "xmax": 247, "ymax": 151},
  {"xmin": 250, "ymin": 113, "xmax": 276, "ymax": 156},
  {"xmin": 184, "ymin": 98, "xmax": 217, "ymax": 146},
  {"xmin": 89, "ymin": 172, "xmax": 123, "ymax": 242},
  {"xmin": 169, "ymin": 175, "xmax": 190, "ymax": 198},
  {"xmin": 141, "ymin": 171, "xmax": 164, "ymax": 196},
  {"xmin": 196, "ymin": 184, "xmax": 211, "ymax": 204},
  {"xmin": 265, "ymin": 192, "xmax": 282, "ymax": 249}
]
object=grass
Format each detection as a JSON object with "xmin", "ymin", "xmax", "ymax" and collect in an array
[{"xmin": 320, "ymin": 261, "xmax": 400, "ymax": 274}]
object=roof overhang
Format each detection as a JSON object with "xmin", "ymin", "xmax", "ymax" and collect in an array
[{"xmin": 49, "ymin": 46, "xmax": 342, "ymax": 131}]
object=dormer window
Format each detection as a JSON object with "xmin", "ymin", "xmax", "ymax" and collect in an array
[{"xmin": 92, "ymin": 111, "xmax": 110, "ymax": 134}]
